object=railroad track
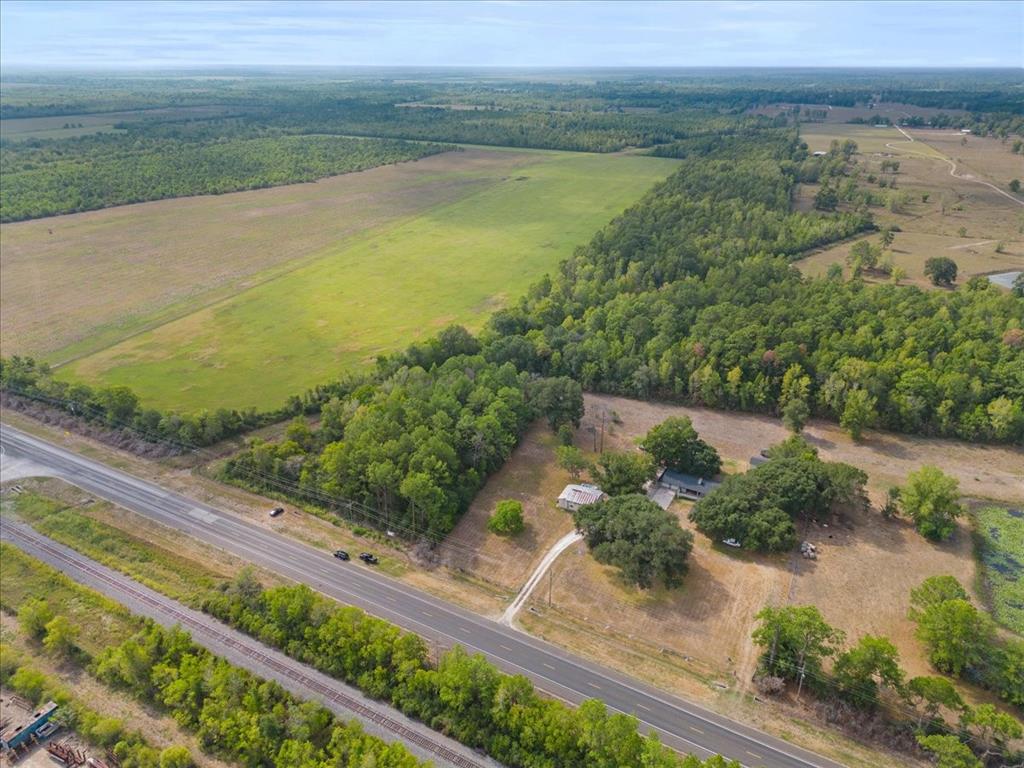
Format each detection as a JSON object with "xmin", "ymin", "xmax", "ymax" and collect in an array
[{"xmin": 2, "ymin": 524, "xmax": 488, "ymax": 768}]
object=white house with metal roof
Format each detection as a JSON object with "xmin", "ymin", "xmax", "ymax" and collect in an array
[{"xmin": 557, "ymin": 483, "xmax": 607, "ymax": 512}]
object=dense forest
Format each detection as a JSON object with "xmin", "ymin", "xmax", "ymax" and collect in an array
[
  {"xmin": 0, "ymin": 133, "xmax": 449, "ymax": 221},
  {"xmin": 477, "ymin": 128, "xmax": 1024, "ymax": 443},
  {"xmin": 226, "ymin": 329, "xmax": 583, "ymax": 539}
]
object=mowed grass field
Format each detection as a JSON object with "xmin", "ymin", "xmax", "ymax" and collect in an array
[
  {"xmin": 1, "ymin": 149, "xmax": 525, "ymax": 359},
  {"xmin": 60, "ymin": 150, "xmax": 678, "ymax": 410}
]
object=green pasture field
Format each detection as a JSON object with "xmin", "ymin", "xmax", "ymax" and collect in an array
[
  {"xmin": 63, "ymin": 151, "xmax": 678, "ymax": 411},
  {"xmin": 974, "ymin": 505, "xmax": 1024, "ymax": 635}
]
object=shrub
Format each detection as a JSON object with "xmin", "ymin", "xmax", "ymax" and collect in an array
[{"xmin": 487, "ymin": 500, "xmax": 525, "ymax": 536}]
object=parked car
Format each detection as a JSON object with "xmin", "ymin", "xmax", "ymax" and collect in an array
[
  {"xmin": 333, "ymin": 550, "xmax": 350, "ymax": 561},
  {"xmin": 268, "ymin": 507, "xmax": 285, "ymax": 518},
  {"xmin": 722, "ymin": 538, "xmax": 742, "ymax": 548},
  {"xmin": 359, "ymin": 552, "xmax": 379, "ymax": 565}
]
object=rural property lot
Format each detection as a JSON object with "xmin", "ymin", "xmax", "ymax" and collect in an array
[
  {"xmin": 32, "ymin": 150, "xmax": 676, "ymax": 411},
  {"xmin": 797, "ymin": 124, "xmax": 1023, "ymax": 288},
  {"xmin": 510, "ymin": 394, "xmax": 1021, "ymax": 709}
]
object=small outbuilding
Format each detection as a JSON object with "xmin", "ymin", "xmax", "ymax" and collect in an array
[
  {"xmin": 557, "ymin": 484, "xmax": 607, "ymax": 512},
  {"xmin": 1, "ymin": 700, "xmax": 57, "ymax": 749},
  {"xmin": 656, "ymin": 469, "xmax": 722, "ymax": 500}
]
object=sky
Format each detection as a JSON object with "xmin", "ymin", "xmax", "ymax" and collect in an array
[{"xmin": 1, "ymin": 0, "xmax": 1021, "ymax": 70}]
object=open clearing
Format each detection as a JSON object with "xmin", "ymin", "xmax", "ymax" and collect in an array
[
  {"xmin": 797, "ymin": 124, "xmax": 1023, "ymax": 288},
  {"xmin": 0, "ymin": 104, "xmax": 243, "ymax": 140},
  {"xmin": 436, "ymin": 422, "xmax": 575, "ymax": 595},
  {"xmin": 41, "ymin": 150, "xmax": 676, "ymax": 411}
]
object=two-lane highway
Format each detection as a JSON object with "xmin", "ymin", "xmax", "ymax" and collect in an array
[{"xmin": 0, "ymin": 424, "xmax": 842, "ymax": 768}]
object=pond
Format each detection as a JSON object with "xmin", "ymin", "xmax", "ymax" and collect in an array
[{"xmin": 988, "ymin": 270, "xmax": 1021, "ymax": 289}]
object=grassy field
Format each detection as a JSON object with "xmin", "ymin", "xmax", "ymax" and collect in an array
[
  {"xmin": 974, "ymin": 505, "xmax": 1024, "ymax": 634},
  {"xmin": 0, "ymin": 105, "xmax": 241, "ymax": 141},
  {"xmin": 1, "ymin": 149, "xmax": 523, "ymax": 359},
  {"xmin": 0, "ymin": 542, "xmax": 138, "ymax": 655},
  {"xmin": 60, "ymin": 151, "xmax": 677, "ymax": 410},
  {"xmin": 797, "ymin": 124, "xmax": 1024, "ymax": 288},
  {"xmin": 8, "ymin": 488, "xmax": 234, "ymax": 606}
]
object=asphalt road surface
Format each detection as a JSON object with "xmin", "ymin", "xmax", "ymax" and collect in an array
[
  {"xmin": 0, "ymin": 424, "xmax": 844, "ymax": 768},
  {"xmin": 1, "ymin": 519, "xmax": 499, "ymax": 768}
]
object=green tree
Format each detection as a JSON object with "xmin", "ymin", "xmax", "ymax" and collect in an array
[
  {"xmin": 573, "ymin": 494, "xmax": 694, "ymax": 589},
  {"xmin": 42, "ymin": 615, "xmax": 79, "ymax": 658},
  {"xmin": 831, "ymin": 635, "xmax": 904, "ymax": 708},
  {"xmin": 556, "ymin": 444, "xmax": 590, "ymax": 481},
  {"xmin": 593, "ymin": 451, "xmax": 657, "ymax": 496},
  {"xmin": 814, "ymin": 186, "xmax": 839, "ymax": 211},
  {"xmin": 751, "ymin": 605, "xmax": 845, "ymax": 684},
  {"xmin": 17, "ymin": 598, "xmax": 54, "ymax": 640},
  {"xmin": 487, "ymin": 500, "xmax": 525, "ymax": 536},
  {"xmin": 530, "ymin": 376, "xmax": 584, "ymax": 431},
  {"xmin": 901, "ymin": 466, "xmax": 963, "ymax": 541},
  {"xmin": 906, "ymin": 676, "xmax": 964, "ymax": 728},
  {"xmin": 782, "ymin": 397, "xmax": 810, "ymax": 434},
  {"xmin": 909, "ymin": 575, "xmax": 969, "ymax": 619},
  {"xmin": 960, "ymin": 704, "xmax": 1023, "ymax": 762},
  {"xmin": 986, "ymin": 395, "xmax": 1023, "ymax": 440},
  {"xmin": 638, "ymin": 416, "xmax": 721, "ymax": 476},
  {"xmin": 159, "ymin": 746, "xmax": 194, "ymax": 768},
  {"xmin": 1009, "ymin": 178, "xmax": 1021, "ymax": 193},
  {"xmin": 916, "ymin": 599, "xmax": 994, "ymax": 676},
  {"xmin": 840, "ymin": 389, "xmax": 876, "ymax": 440},
  {"xmin": 916, "ymin": 734, "xmax": 982, "ymax": 768},
  {"xmin": 924, "ymin": 257, "xmax": 958, "ymax": 286}
]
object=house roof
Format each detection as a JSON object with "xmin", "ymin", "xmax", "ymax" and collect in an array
[
  {"xmin": 558, "ymin": 484, "xmax": 605, "ymax": 506},
  {"xmin": 657, "ymin": 468, "xmax": 721, "ymax": 491}
]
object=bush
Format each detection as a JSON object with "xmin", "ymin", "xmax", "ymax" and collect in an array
[{"xmin": 487, "ymin": 500, "xmax": 525, "ymax": 536}]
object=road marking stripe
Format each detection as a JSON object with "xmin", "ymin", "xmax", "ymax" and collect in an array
[
  {"xmin": 746, "ymin": 750, "xmax": 763, "ymax": 759},
  {"xmin": 587, "ymin": 682, "xmax": 601, "ymax": 690},
  {"xmin": 635, "ymin": 703, "xmax": 650, "ymax": 712},
  {"xmin": 542, "ymin": 662, "xmax": 555, "ymax": 670},
  {"xmin": 690, "ymin": 726, "xmax": 704, "ymax": 734}
]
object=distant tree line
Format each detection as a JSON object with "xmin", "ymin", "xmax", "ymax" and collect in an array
[{"xmin": 0, "ymin": 133, "xmax": 450, "ymax": 221}]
